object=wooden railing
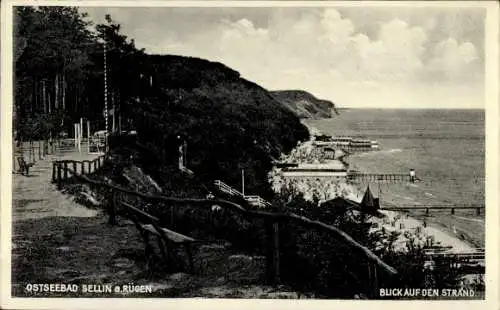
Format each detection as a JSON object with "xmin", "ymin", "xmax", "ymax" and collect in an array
[
  {"xmin": 213, "ymin": 179, "xmax": 272, "ymax": 209},
  {"xmin": 52, "ymin": 154, "xmax": 109, "ymax": 188},
  {"xmin": 14, "ymin": 140, "xmax": 64, "ymax": 170},
  {"xmin": 244, "ymin": 195, "xmax": 272, "ymax": 208},
  {"xmin": 55, "ymin": 165, "xmax": 398, "ymax": 298},
  {"xmin": 214, "ymin": 179, "xmax": 243, "ymax": 197}
]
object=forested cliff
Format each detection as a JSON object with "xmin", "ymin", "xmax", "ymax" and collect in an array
[{"xmin": 14, "ymin": 6, "xmax": 309, "ymax": 195}]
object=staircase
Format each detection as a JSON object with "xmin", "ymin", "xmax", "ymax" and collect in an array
[{"xmin": 213, "ymin": 180, "xmax": 271, "ymax": 209}]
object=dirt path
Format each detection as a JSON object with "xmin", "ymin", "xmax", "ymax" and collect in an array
[
  {"xmin": 12, "ymin": 149, "xmax": 101, "ymax": 222},
  {"xmin": 11, "ymin": 149, "xmax": 303, "ymax": 298}
]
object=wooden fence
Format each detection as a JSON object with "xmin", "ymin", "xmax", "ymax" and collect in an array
[
  {"xmin": 52, "ymin": 154, "xmax": 109, "ymax": 189},
  {"xmin": 14, "ymin": 141, "xmax": 52, "ymax": 171},
  {"xmin": 53, "ymin": 161, "xmax": 398, "ymax": 298},
  {"xmin": 14, "ymin": 139, "xmax": 79, "ymax": 171}
]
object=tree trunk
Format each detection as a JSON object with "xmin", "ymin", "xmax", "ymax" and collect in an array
[
  {"xmin": 74, "ymin": 85, "xmax": 77, "ymax": 114},
  {"xmin": 54, "ymin": 74, "xmax": 59, "ymax": 110},
  {"xmin": 31, "ymin": 78, "xmax": 36, "ymax": 116},
  {"xmin": 33, "ymin": 79, "xmax": 37, "ymax": 112},
  {"xmin": 117, "ymin": 88, "xmax": 121, "ymax": 131},
  {"xmin": 42, "ymin": 80, "xmax": 46, "ymax": 114},
  {"xmin": 62, "ymin": 73, "xmax": 66, "ymax": 111},
  {"xmin": 48, "ymin": 88, "xmax": 51, "ymax": 114}
]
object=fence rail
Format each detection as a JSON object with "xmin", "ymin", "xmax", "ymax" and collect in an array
[
  {"xmin": 54, "ymin": 163, "xmax": 398, "ymax": 298},
  {"xmin": 213, "ymin": 180, "xmax": 272, "ymax": 209},
  {"xmin": 14, "ymin": 139, "xmax": 85, "ymax": 172},
  {"xmin": 245, "ymin": 195, "xmax": 272, "ymax": 208},
  {"xmin": 214, "ymin": 180, "xmax": 243, "ymax": 197},
  {"xmin": 52, "ymin": 154, "xmax": 109, "ymax": 188}
]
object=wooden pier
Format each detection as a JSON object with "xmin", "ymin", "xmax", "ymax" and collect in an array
[
  {"xmin": 341, "ymin": 146, "xmax": 377, "ymax": 153},
  {"xmin": 381, "ymin": 204, "xmax": 485, "ymax": 216},
  {"xmin": 348, "ymin": 173, "xmax": 414, "ymax": 183}
]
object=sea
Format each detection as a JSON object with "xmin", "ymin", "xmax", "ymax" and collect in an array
[{"xmin": 305, "ymin": 109, "xmax": 485, "ymax": 210}]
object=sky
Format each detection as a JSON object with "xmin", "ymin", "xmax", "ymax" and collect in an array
[{"xmin": 82, "ymin": 6, "xmax": 486, "ymax": 109}]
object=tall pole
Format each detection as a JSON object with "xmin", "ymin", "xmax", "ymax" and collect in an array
[
  {"xmin": 112, "ymin": 90, "xmax": 116, "ymax": 132},
  {"xmin": 87, "ymin": 120, "xmax": 90, "ymax": 154},
  {"xmin": 104, "ymin": 41, "xmax": 109, "ymax": 147},
  {"xmin": 183, "ymin": 140, "xmax": 187, "ymax": 167},
  {"xmin": 177, "ymin": 135, "xmax": 183, "ymax": 170},
  {"xmin": 242, "ymin": 169, "xmax": 245, "ymax": 196}
]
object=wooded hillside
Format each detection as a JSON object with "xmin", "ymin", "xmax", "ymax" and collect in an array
[{"xmin": 14, "ymin": 6, "xmax": 309, "ymax": 196}]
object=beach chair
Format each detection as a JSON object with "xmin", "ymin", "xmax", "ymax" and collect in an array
[{"xmin": 17, "ymin": 157, "xmax": 34, "ymax": 176}]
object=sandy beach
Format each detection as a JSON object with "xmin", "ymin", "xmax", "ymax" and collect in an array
[{"xmin": 272, "ymin": 122, "xmax": 482, "ymax": 254}]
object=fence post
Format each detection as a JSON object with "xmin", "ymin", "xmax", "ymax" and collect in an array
[
  {"xmin": 38, "ymin": 141, "xmax": 42, "ymax": 159},
  {"xmin": 108, "ymin": 189, "xmax": 117, "ymax": 226},
  {"xmin": 170, "ymin": 205, "xmax": 175, "ymax": 228},
  {"xmin": 88, "ymin": 161, "xmax": 92, "ymax": 174},
  {"xmin": 73, "ymin": 162, "xmax": 77, "ymax": 176},
  {"xmin": 63, "ymin": 161, "xmax": 69, "ymax": 180},
  {"xmin": 28, "ymin": 142, "xmax": 32, "ymax": 164},
  {"xmin": 81, "ymin": 162, "xmax": 85, "ymax": 175},
  {"xmin": 57, "ymin": 163, "xmax": 62, "ymax": 189},
  {"xmin": 52, "ymin": 162, "xmax": 56, "ymax": 182},
  {"xmin": 451, "ymin": 208, "xmax": 455, "ymax": 215},
  {"xmin": 273, "ymin": 221, "xmax": 281, "ymax": 283},
  {"xmin": 266, "ymin": 220, "xmax": 280, "ymax": 284},
  {"xmin": 367, "ymin": 262, "xmax": 378, "ymax": 298},
  {"xmin": 476, "ymin": 208, "xmax": 481, "ymax": 216},
  {"xmin": 426, "ymin": 208, "xmax": 429, "ymax": 215}
]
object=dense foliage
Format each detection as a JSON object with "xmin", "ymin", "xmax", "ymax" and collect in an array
[
  {"xmin": 14, "ymin": 7, "xmax": 144, "ymax": 141},
  {"xmin": 15, "ymin": 6, "xmax": 309, "ymax": 194},
  {"xmin": 271, "ymin": 188, "xmax": 470, "ymax": 295},
  {"xmin": 129, "ymin": 55, "xmax": 309, "ymax": 196}
]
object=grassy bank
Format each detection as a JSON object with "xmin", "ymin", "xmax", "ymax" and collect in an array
[{"xmin": 12, "ymin": 203, "xmax": 304, "ymax": 298}]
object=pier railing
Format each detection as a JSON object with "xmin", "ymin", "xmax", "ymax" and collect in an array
[
  {"xmin": 381, "ymin": 204, "xmax": 485, "ymax": 216},
  {"xmin": 348, "ymin": 173, "xmax": 415, "ymax": 183},
  {"xmin": 54, "ymin": 164, "xmax": 398, "ymax": 298}
]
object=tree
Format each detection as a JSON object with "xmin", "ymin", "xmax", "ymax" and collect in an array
[
  {"xmin": 14, "ymin": 6, "xmax": 95, "ymax": 141},
  {"xmin": 94, "ymin": 14, "xmax": 146, "ymax": 132}
]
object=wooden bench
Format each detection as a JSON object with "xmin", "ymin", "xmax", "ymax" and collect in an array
[
  {"xmin": 17, "ymin": 157, "xmax": 34, "ymax": 175},
  {"xmin": 120, "ymin": 201, "xmax": 195, "ymax": 273}
]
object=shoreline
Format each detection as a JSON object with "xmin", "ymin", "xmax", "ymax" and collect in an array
[{"xmin": 300, "ymin": 122, "xmax": 481, "ymax": 252}]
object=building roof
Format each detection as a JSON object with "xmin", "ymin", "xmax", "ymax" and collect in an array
[
  {"xmin": 321, "ymin": 195, "xmax": 385, "ymax": 218},
  {"xmin": 361, "ymin": 186, "xmax": 375, "ymax": 209}
]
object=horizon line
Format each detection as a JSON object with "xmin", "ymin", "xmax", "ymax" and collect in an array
[{"xmin": 336, "ymin": 107, "xmax": 485, "ymax": 110}]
